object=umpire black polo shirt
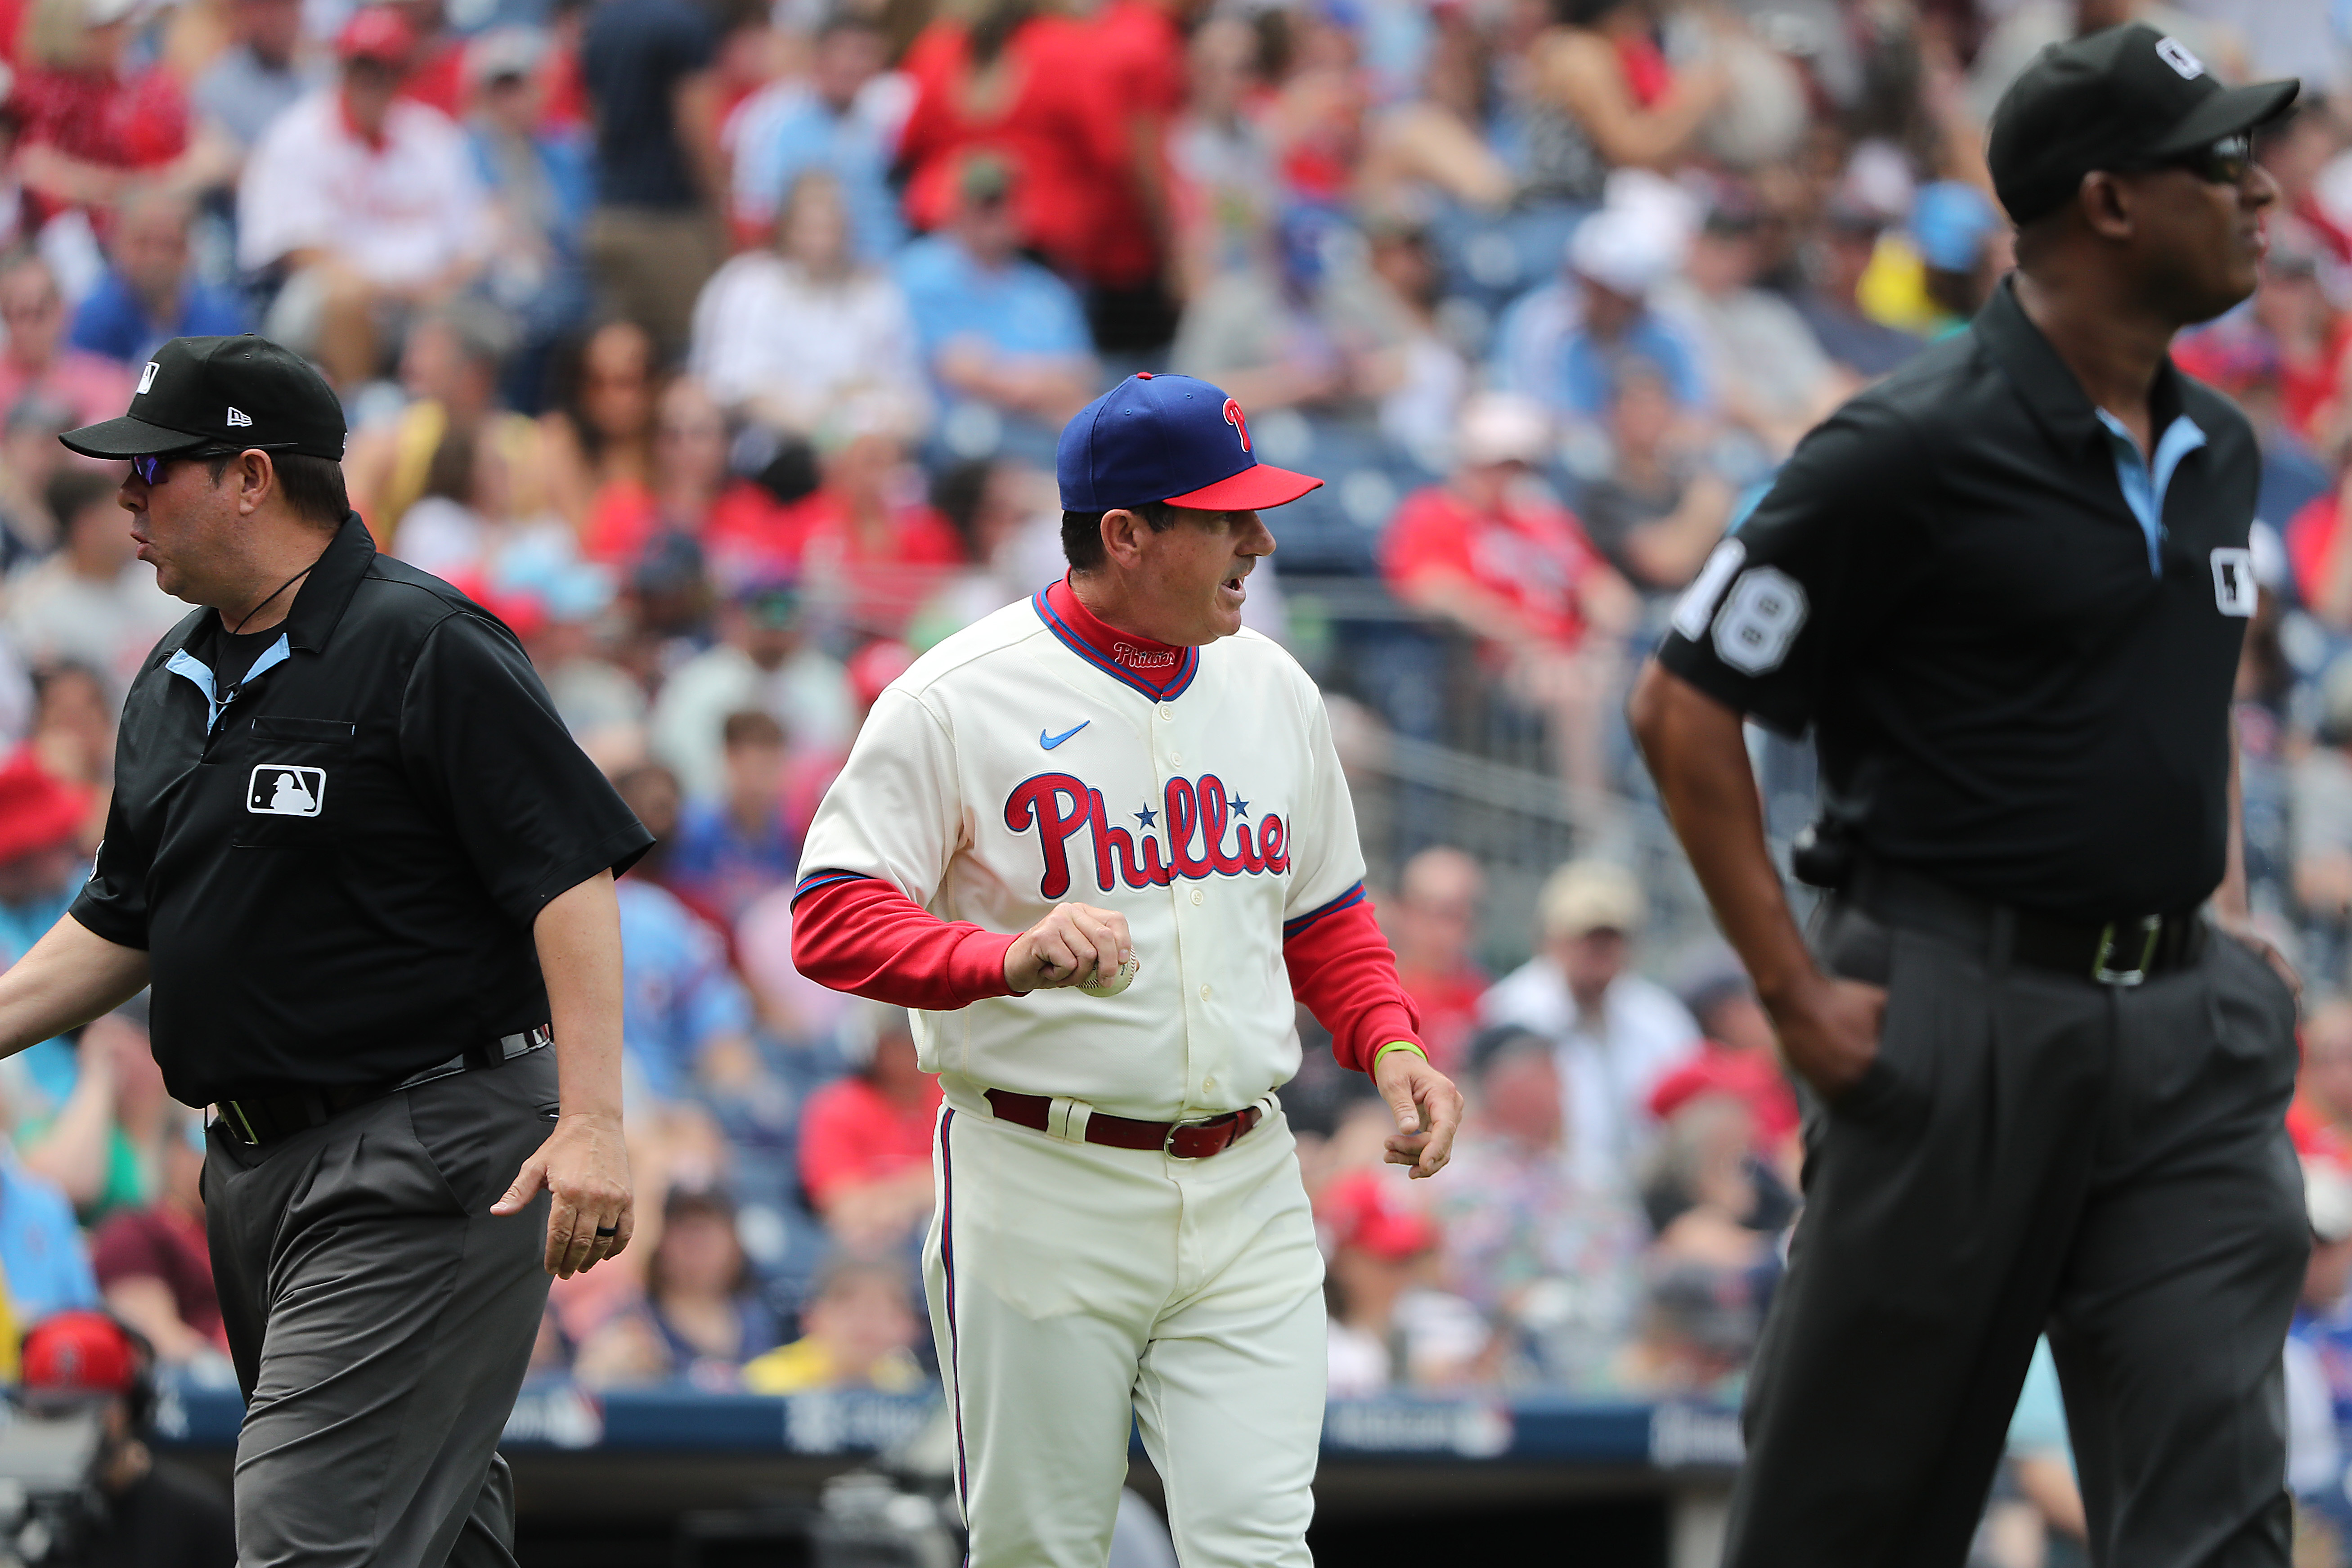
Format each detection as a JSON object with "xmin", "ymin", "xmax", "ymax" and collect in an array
[
  {"xmin": 1657, "ymin": 277, "xmax": 2260, "ymax": 924},
  {"xmin": 72, "ymin": 515, "xmax": 652, "ymax": 1108}
]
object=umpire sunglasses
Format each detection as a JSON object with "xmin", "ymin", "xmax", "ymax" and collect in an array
[
  {"xmin": 2119, "ymin": 131, "xmax": 2255, "ymax": 186},
  {"xmin": 130, "ymin": 443, "xmax": 298, "ymax": 484}
]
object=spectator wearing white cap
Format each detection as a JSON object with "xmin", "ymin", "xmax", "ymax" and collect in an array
[
  {"xmin": 1382, "ymin": 393, "xmax": 1635, "ymax": 813},
  {"xmin": 1478, "ymin": 859, "xmax": 1700, "ymax": 1190},
  {"xmin": 1492, "ymin": 193, "xmax": 1711, "ymax": 427}
]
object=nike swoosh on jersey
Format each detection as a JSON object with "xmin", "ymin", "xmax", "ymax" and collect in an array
[{"xmin": 1040, "ymin": 721, "xmax": 1090, "ymax": 750}]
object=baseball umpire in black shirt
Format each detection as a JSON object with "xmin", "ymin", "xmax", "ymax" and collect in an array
[
  {"xmin": 0, "ymin": 334, "xmax": 652, "ymax": 1568},
  {"xmin": 1632, "ymin": 25, "xmax": 2310, "ymax": 1568}
]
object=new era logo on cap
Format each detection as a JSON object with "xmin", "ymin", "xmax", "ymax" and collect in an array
[
  {"xmin": 226, "ymin": 407, "xmax": 251, "ymax": 427},
  {"xmin": 137, "ymin": 362, "xmax": 158, "ymax": 395}
]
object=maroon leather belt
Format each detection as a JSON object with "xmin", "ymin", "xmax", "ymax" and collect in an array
[{"xmin": 985, "ymin": 1090, "xmax": 1263, "ymax": 1159}]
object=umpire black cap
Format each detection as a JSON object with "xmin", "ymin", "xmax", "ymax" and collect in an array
[
  {"xmin": 60, "ymin": 334, "xmax": 347, "ymax": 461},
  {"xmin": 1988, "ymin": 23, "xmax": 2299, "ymax": 225}
]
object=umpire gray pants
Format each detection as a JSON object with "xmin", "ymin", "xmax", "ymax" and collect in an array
[
  {"xmin": 204, "ymin": 1050, "xmax": 558, "ymax": 1568},
  {"xmin": 1725, "ymin": 900, "xmax": 2310, "ymax": 1568}
]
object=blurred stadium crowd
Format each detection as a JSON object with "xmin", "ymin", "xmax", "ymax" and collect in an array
[{"xmin": 1, "ymin": 0, "xmax": 2352, "ymax": 1557}]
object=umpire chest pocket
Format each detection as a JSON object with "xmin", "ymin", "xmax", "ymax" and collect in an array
[
  {"xmin": 251, "ymin": 716, "xmax": 356, "ymax": 744},
  {"xmin": 231, "ymin": 718, "xmax": 354, "ymax": 848}
]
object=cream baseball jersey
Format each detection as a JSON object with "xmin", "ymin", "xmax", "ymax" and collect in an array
[{"xmin": 795, "ymin": 586, "xmax": 1373, "ymax": 1121}]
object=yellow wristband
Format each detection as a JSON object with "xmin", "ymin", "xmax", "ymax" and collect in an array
[{"xmin": 1372, "ymin": 1040, "xmax": 1427, "ymax": 1072}]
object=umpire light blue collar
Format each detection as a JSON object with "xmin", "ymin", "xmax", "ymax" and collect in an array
[
  {"xmin": 2096, "ymin": 409, "xmax": 2206, "ymax": 575},
  {"xmin": 1057, "ymin": 373, "xmax": 1324, "ymax": 513},
  {"xmin": 1975, "ymin": 278, "xmax": 2208, "ymax": 572}
]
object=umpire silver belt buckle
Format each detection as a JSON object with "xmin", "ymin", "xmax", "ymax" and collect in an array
[
  {"xmin": 217, "ymin": 1101, "xmax": 262, "ymax": 1146},
  {"xmin": 2092, "ymin": 915, "xmax": 2162, "ymax": 986}
]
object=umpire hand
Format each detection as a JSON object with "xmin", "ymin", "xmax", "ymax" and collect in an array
[
  {"xmin": 1766, "ymin": 974, "xmax": 1888, "ymax": 1101},
  {"xmin": 1005, "ymin": 903, "xmax": 1136, "ymax": 993},
  {"xmin": 492, "ymin": 1110, "xmax": 635, "ymax": 1278}
]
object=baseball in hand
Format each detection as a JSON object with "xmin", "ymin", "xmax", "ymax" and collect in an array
[{"xmin": 1080, "ymin": 955, "xmax": 1140, "ymax": 998}]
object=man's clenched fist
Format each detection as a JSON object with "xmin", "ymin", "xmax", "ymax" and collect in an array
[{"xmin": 1005, "ymin": 903, "xmax": 1136, "ymax": 993}]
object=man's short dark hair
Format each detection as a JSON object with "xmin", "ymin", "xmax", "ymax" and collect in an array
[
  {"xmin": 1061, "ymin": 500, "xmax": 1182, "ymax": 571},
  {"xmin": 721, "ymin": 708, "xmax": 786, "ymax": 750},
  {"xmin": 816, "ymin": 5, "xmax": 883, "ymax": 40},
  {"xmin": 207, "ymin": 450, "xmax": 349, "ymax": 530},
  {"xmin": 44, "ymin": 467, "xmax": 117, "ymax": 530}
]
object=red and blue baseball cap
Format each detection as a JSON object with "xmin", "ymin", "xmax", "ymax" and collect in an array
[{"xmin": 1057, "ymin": 373, "xmax": 1323, "ymax": 513}]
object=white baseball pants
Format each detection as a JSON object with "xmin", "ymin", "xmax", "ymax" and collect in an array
[{"xmin": 924, "ymin": 1098, "xmax": 1327, "ymax": 1568}]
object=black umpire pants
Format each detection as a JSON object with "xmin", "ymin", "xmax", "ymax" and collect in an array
[
  {"xmin": 1724, "ymin": 899, "xmax": 2310, "ymax": 1568},
  {"xmin": 203, "ymin": 1050, "xmax": 558, "ymax": 1568}
]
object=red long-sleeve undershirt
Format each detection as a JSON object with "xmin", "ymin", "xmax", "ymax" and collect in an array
[{"xmin": 790, "ymin": 875, "xmax": 1423, "ymax": 1075}]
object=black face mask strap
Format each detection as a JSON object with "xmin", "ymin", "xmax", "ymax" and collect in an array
[{"xmin": 229, "ymin": 565, "xmax": 314, "ymax": 637}]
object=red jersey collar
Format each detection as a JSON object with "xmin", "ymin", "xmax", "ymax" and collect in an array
[
  {"xmin": 1034, "ymin": 575, "xmax": 1199, "ymax": 701},
  {"xmin": 338, "ymin": 90, "xmax": 391, "ymax": 151}
]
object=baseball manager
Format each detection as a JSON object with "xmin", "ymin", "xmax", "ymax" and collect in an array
[
  {"xmin": 1632, "ymin": 26, "xmax": 2306, "ymax": 1567},
  {"xmin": 791, "ymin": 372, "xmax": 1465, "ymax": 1567},
  {"xmin": 0, "ymin": 335, "xmax": 651, "ymax": 1568}
]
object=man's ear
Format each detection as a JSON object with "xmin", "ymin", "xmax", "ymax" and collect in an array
[
  {"xmin": 1100, "ymin": 507, "xmax": 1145, "ymax": 570},
  {"xmin": 237, "ymin": 451, "xmax": 275, "ymax": 517},
  {"xmin": 2080, "ymin": 171, "xmax": 2135, "ymax": 243}
]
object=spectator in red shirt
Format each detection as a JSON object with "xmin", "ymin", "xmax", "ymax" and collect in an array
[
  {"xmin": 894, "ymin": 0, "xmax": 1122, "ymax": 289},
  {"xmin": 777, "ymin": 424, "xmax": 967, "ymax": 638},
  {"xmin": 1078, "ymin": 0, "xmax": 1197, "ymax": 344},
  {"xmin": 2297, "ymin": 999, "xmax": 2352, "ymax": 1158},
  {"xmin": 91, "ymin": 1114, "xmax": 226, "ymax": 1367},
  {"xmin": 1382, "ymin": 846, "xmax": 1489, "ymax": 1074},
  {"xmin": 390, "ymin": 0, "xmax": 465, "ymax": 117},
  {"xmin": 2284, "ymin": 466, "xmax": 2352, "ymax": 632},
  {"xmin": 10, "ymin": 0, "xmax": 192, "ymax": 222},
  {"xmin": 0, "ymin": 254, "xmax": 134, "ymax": 430},
  {"xmin": 1382, "ymin": 391, "xmax": 1635, "ymax": 812},
  {"xmin": 1648, "ymin": 952, "xmax": 1800, "ymax": 1162},
  {"xmin": 797, "ymin": 1002, "xmax": 943, "ymax": 1255},
  {"xmin": 584, "ymin": 376, "xmax": 783, "ymax": 577}
]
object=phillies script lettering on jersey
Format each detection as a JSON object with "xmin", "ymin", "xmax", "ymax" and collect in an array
[
  {"xmin": 1110, "ymin": 641, "xmax": 1181, "ymax": 671},
  {"xmin": 1007, "ymin": 772, "xmax": 1290, "ymax": 897}
]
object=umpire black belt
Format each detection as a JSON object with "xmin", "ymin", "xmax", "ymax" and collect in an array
[
  {"xmin": 1848, "ymin": 862, "xmax": 2205, "ymax": 987},
  {"xmin": 212, "ymin": 1025, "xmax": 553, "ymax": 1147}
]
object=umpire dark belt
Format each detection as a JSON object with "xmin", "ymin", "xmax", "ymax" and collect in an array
[
  {"xmin": 212, "ymin": 1025, "xmax": 553, "ymax": 1147},
  {"xmin": 986, "ymin": 1089, "xmax": 1262, "ymax": 1158},
  {"xmin": 1849, "ymin": 862, "xmax": 2204, "ymax": 987}
]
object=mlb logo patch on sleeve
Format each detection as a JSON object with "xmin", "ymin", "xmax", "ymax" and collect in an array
[
  {"xmin": 2210, "ymin": 548, "xmax": 2257, "ymax": 617},
  {"xmin": 248, "ymin": 765, "xmax": 326, "ymax": 817}
]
